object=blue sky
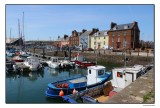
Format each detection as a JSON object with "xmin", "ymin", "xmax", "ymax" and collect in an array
[{"xmin": 6, "ymin": 5, "xmax": 154, "ymax": 41}]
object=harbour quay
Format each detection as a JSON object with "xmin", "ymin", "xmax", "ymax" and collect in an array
[{"xmin": 27, "ymin": 48, "xmax": 153, "ymax": 70}]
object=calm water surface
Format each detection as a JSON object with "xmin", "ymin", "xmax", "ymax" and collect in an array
[{"xmin": 6, "ymin": 67, "xmax": 87, "ymax": 103}]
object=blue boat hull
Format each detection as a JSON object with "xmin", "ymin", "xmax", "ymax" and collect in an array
[{"xmin": 45, "ymin": 72, "xmax": 111, "ymax": 98}]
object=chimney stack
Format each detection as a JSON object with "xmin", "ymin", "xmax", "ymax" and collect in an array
[
  {"xmin": 133, "ymin": 21, "xmax": 138, "ymax": 26},
  {"xmin": 72, "ymin": 30, "xmax": 78, "ymax": 37},
  {"xmin": 64, "ymin": 34, "xmax": 68, "ymax": 39},
  {"xmin": 92, "ymin": 28, "xmax": 99, "ymax": 33},
  {"xmin": 110, "ymin": 22, "xmax": 117, "ymax": 29},
  {"xmin": 82, "ymin": 29, "xmax": 87, "ymax": 33}
]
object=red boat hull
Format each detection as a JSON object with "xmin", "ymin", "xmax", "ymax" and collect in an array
[{"xmin": 13, "ymin": 60, "xmax": 24, "ymax": 62}]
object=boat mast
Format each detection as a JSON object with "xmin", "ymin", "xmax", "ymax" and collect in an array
[
  {"xmin": 10, "ymin": 28, "xmax": 12, "ymax": 46},
  {"xmin": 22, "ymin": 12, "xmax": 25, "ymax": 50},
  {"xmin": 18, "ymin": 19, "xmax": 21, "ymax": 50}
]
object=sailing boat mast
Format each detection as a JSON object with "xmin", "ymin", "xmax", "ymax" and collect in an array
[
  {"xmin": 10, "ymin": 28, "xmax": 12, "ymax": 45},
  {"xmin": 18, "ymin": 19, "xmax": 22, "ymax": 50},
  {"xmin": 22, "ymin": 12, "xmax": 25, "ymax": 50}
]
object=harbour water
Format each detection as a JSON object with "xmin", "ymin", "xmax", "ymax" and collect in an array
[{"xmin": 6, "ymin": 67, "xmax": 87, "ymax": 103}]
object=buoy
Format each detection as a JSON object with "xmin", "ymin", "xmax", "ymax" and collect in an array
[
  {"xmin": 72, "ymin": 88, "xmax": 77, "ymax": 94},
  {"xmin": 59, "ymin": 89, "xmax": 64, "ymax": 96}
]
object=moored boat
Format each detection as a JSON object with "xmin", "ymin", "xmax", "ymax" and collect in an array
[
  {"xmin": 45, "ymin": 65, "xmax": 111, "ymax": 98},
  {"xmin": 23, "ymin": 56, "xmax": 42, "ymax": 71},
  {"xmin": 62, "ymin": 64, "xmax": 148, "ymax": 103},
  {"xmin": 70, "ymin": 53, "xmax": 95, "ymax": 68},
  {"xmin": 47, "ymin": 57, "xmax": 75, "ymax": 69},
  {"xmin": 12, "ymin": 56, "xmax": 24, "ymax": 62}
]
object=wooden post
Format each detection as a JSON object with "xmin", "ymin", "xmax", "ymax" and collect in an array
[
  {"xmin": 34, "ymin": 48, "xmax": 35, "ymax": 53},
  {"xmin": 129, "ymin": 49, "xmax": 131, "ymax": 57},
  {"xmin": 69, "ymin": 49, "xmax": 71, "ymax": 61},
  {"xmin": 42, "ymin": 48, "xmax": 45, "ymax": 58},
  {"xmin": 147, "ymin": 50, "xmax": 149, "ymax": 57},
  {"xmin": 104, "ymin": 50, "xmax": 105, "ymax": 54}
]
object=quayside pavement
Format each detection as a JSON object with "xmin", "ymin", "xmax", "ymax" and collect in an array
[{"xmin": 104, "ymin": 68, "xmax": 154, "ymax": 104}]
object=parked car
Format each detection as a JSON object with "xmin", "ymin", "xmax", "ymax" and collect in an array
[{"xmin": 86, "ymin": 48, "xmax": 94, "ymax": 51}]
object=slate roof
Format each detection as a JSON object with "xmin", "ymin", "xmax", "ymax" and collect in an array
[
  {"xmin": 97, "ymin": 30, "xmax": 108, "ymax": 36},
  {"xmin": 80, "ymin": 30, "xmax": 92, "ymax": 36},
  {"xmin": 90, "ymin": 30, "xmax": 109, "ymax": 37},
  {"xmin": 110, "ymin": 23, "xmax": 134, "ymax": 31}
]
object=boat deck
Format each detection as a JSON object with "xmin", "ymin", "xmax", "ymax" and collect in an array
[
  {"xmin": 69, "ymin": 77, "xmax": 87, "ymax": 83},
  {"xmin": 95, "ymin": 95, "xmax": 109, "ymax": 103}
]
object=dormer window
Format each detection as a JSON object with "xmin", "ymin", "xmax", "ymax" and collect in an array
[
  {"xmin": 95, "ymin": 32, "xmax": 99, "ymax": 36},
  {"xmin": 113, "ymin": 26, "xmax": 117, "ymax": 30},
  {"xmin": 104, "ymin": 32, "xmax": 107, "ymax": 36},
  {"xmin": 124, "ymin": 25, "xmax": 129, "ymax": 29}
]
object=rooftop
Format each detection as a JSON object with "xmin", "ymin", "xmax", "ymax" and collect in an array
[{"xmin": 110, "ymin": 23, "xmax": 134, "ymax": 31}]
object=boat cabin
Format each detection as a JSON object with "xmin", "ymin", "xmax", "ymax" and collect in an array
[
  {"xmin": 54, "ymin": 65, "xmax": 107, "ymax": 89},
  {"xmin": 111, "ymin": 65, "xmax": 145, "ymax": 89},
  {"xmin": 50, "ymin": 57, "xmax": 64, "ymax": 63},
  {"xmin": 87, "ymin": 65, "xmax": 106, "ymax": 85},
  {"xmin": 26, "ymin": 56, "xmax": 40, "ymax": 64}
]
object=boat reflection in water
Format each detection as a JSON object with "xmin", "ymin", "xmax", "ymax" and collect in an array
[{"xmin": 6, "ymin": 66, "xmax": 87, "ymax": 103}]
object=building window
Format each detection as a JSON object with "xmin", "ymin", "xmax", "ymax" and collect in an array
[
  {"xmin": 117, "ymin": 72, "xmax": 123, "ymax": 78},
  {"xmin": 112, "ymin": 43, "xmax": 114, "ymax": 48},
  {"xmin": 104, "ymin": 36, "xmax": 106, "ymax": 39},
  {"xmin": 112, "ymin": 32, "xmax": 115, "ymax": 36},
  {"xmin": 118, "ymin": 31, "xmax": 120, "ymax": 36},
  {"xmin": 118, "ymin": 37, "xmax": 120, "ymax": 42},
  {"xmin": 123, "ymin": 38, "xmax": 127, "ymax": 48},
  {"xmin": 104, "ymin": 41, "xmax": 105, "ymax": 45},
  {"xmin": 124, "ymin": 31, "xmax": 126, "ymax": 36},
  {"xmin": 112, "ymin": 37, "xmax": 114, "ymax": 42}
]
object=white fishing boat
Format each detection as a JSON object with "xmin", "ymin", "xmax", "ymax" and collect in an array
[
  {"xmin": 47, "ymin": 57, "xmax": 74, "ymax": 69},
  {"xmin": 111, "ymin": 64, "xmax": 146, "ymax": 89},
  {"xmin": 46, "ymin": 57, "xmax": 60, "ymax": 69},
  {"xmin": 23, "ymin": 56, "xmax": 42, "ymax": 71}
]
